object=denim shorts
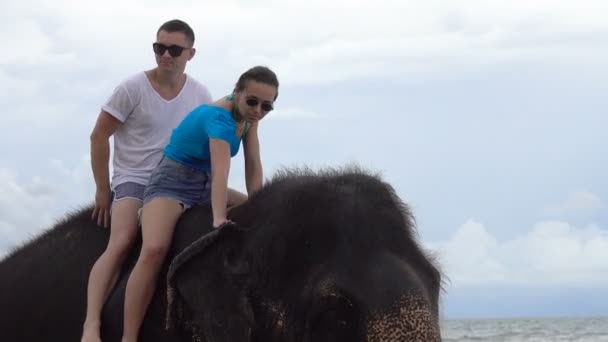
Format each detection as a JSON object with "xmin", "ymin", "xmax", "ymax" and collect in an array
[
  {"xmin": 143, "ymin": 156, "xmax": 211, "ymax": 209},
  {"xmin": 113, "ymin": 181, "xmax": 146, "ymax": 202}
]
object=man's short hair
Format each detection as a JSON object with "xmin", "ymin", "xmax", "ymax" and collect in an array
[{"xmin": 157, "ymin": 19, "xmax": 195, "ymax": 46}]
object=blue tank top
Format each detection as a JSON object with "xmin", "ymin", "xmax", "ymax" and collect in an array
[{"xmin": 164, "ymin": 104, "xmax": 247, "ymax": 172}]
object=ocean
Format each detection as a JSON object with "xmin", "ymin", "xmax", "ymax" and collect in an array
[{"xmin": 441, "ymin": 317, "xmax": 608, "ymax": 341}]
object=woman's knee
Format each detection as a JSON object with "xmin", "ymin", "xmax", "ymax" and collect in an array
[{"xmin": 138, "ymin": 243, "xmax": 169, "ymax": 265}]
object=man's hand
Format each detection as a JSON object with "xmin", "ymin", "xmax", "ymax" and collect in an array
[{"xmin": 91, "ymin": 187, "xmax": 112, "ymax": 228}]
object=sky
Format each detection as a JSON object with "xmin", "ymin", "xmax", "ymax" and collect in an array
[{"xmin": 1, "ymin": 0, "xmax": 607, "ymax": 320}]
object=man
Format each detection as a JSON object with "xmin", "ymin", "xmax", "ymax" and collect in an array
[{"xmin": 81, "ymin": 19, "xmax": 216, "ymax": 342}]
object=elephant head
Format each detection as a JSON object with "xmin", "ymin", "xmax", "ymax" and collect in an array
[{"xmin": 165, "ymin": 168, "xmax": 443, "ymax": 342}]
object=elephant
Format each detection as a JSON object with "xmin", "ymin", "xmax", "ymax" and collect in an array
[{"xmin": 0, "ymin": 166, "xmax": 443, "ymax": 341}]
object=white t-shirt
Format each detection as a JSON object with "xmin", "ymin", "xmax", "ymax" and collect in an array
[{"xmin": 101, "ymin": 72, "xmax": 213, "ymax": 189}]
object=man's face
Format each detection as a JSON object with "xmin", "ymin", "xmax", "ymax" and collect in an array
[{"xmin": 153, "ymin": 30, "xmax": 195, "ymax": 73}]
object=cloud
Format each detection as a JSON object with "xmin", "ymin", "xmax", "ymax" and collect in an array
[
  {"xmin": 428, "ymin": 219, "xmax": 608, "ymax": 289},
  {"xmin": 2, "ymin": 1, "xmax": 608, "ymax": 88},
  {"xmin": 542, "ymin": 190, "xmax": 604, "ymax": 217},
  {"xmin": 0, "ymin": 156, "xmax": 94, "ymax": 257},
  {"xmin": 1, "ymin": 0, "xmax": 606, "ymax": 157}
]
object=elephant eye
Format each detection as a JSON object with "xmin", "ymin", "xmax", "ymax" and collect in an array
[{"xmin": 309, "ymin": 302, "xmax": 359, "ymax": 342}]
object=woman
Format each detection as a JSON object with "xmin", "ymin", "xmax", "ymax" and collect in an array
[{"xmin": 120, "ymin": 65, "xmax": 279, "ymax": 342}]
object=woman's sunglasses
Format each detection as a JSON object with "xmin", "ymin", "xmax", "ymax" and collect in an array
[
  {"xmin": 246, "ymin": 97, "xmax": 274, "ymax": 112},
  {"xmin": 152, "ymin": 43, "xmax": 188, "ymax": 57}
]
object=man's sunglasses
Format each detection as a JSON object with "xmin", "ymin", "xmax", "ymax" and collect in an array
[
  {"xmin": 246, "ymin": 97, "xmax": 274, "ymax": 112},
  {"xmin": 152, "ymin": 43, "xmax": 189, "ymax": 57}
]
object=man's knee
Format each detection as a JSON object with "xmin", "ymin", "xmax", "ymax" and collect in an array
[{"xmin": 106, "ymin": 231, "xmax": 137, "ymax": 255}]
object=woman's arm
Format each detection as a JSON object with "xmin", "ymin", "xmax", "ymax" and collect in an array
[
  {"xmin": 210, "ymin": 138, "xmax": 231, "ymax": 227},
  {"xmin": 243, "ymin": 122, "xmax": 263, "ymax": 196}
]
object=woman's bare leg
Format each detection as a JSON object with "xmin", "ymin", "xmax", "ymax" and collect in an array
[
  {"xmin": 227, "ymin": 187, "xmax": 248, "ymax": 206},
  {"xmin": 120, "ymin": 198, "xmax": 183, "ymax": 342}
]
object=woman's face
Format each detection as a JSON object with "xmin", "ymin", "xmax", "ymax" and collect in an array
[{"xmin": 235, "ymin": 81, "xmax": 277, "ymax": 123}]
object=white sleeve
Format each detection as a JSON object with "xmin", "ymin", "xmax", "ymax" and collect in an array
[{"xmin": 101, "ymin": 84, "xmax": 135, "ymax": 123}]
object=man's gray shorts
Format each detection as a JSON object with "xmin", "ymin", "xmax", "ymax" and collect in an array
[{"xmin": 112, "ymin": 181, "xmax": 146, "ymax": 202}]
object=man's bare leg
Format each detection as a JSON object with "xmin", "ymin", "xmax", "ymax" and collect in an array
[{"xmin": 81, "ymin": 199, "xmax": 141, "ymax": 342}]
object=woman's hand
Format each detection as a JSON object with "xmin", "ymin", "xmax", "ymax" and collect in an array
[{"xmin": 213, "ymin": 218, "xmax": 234, "ymax": 229}]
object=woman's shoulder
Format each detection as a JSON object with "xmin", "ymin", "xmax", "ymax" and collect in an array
[
  {"xmin": 185, "ymin": 104, "xmax": 226, "ymax": 121},
  {"xmin": 187, "ymin": 105, "xmax": 233, "ymax": 132},
  {"xmin": 190, "ymin": 104, "xmax": 229, "ymax": 116}
]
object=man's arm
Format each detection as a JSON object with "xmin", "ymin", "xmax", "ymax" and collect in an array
[{"xmin": 90, "ymin": 111, "xmax": 121, "ymax": 227}]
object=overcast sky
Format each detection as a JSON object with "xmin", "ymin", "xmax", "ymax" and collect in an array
[{"xmin": 1, "ymin": 0, "xmax": 607, "ymax": 319}]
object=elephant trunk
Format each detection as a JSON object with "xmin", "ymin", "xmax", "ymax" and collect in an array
[{"xmin": 366, "ymin": 292, "xmax": 441, "ymax": 342}]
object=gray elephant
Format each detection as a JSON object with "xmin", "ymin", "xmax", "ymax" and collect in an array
[{"xmin": 0, "ymin": 166, "xmax": 443, "ymax": 341}]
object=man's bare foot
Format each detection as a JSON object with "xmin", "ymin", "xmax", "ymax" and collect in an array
[{"xmin": 81, "ymin": 322, "xmax": 102, "ymax": 342}]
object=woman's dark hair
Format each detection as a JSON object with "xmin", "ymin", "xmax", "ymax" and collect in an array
[
  {"xmin": 157, "ymin": 19, "xmax": 195, "ymax": 46},
  {"xmin": 235, "ymin": 66, "xmax": 279, "ymax": 100}
]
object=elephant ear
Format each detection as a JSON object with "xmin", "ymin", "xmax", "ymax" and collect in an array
[{"xmin": 165, "ymin": 222, "xmax": 254, "ymax": 341}]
